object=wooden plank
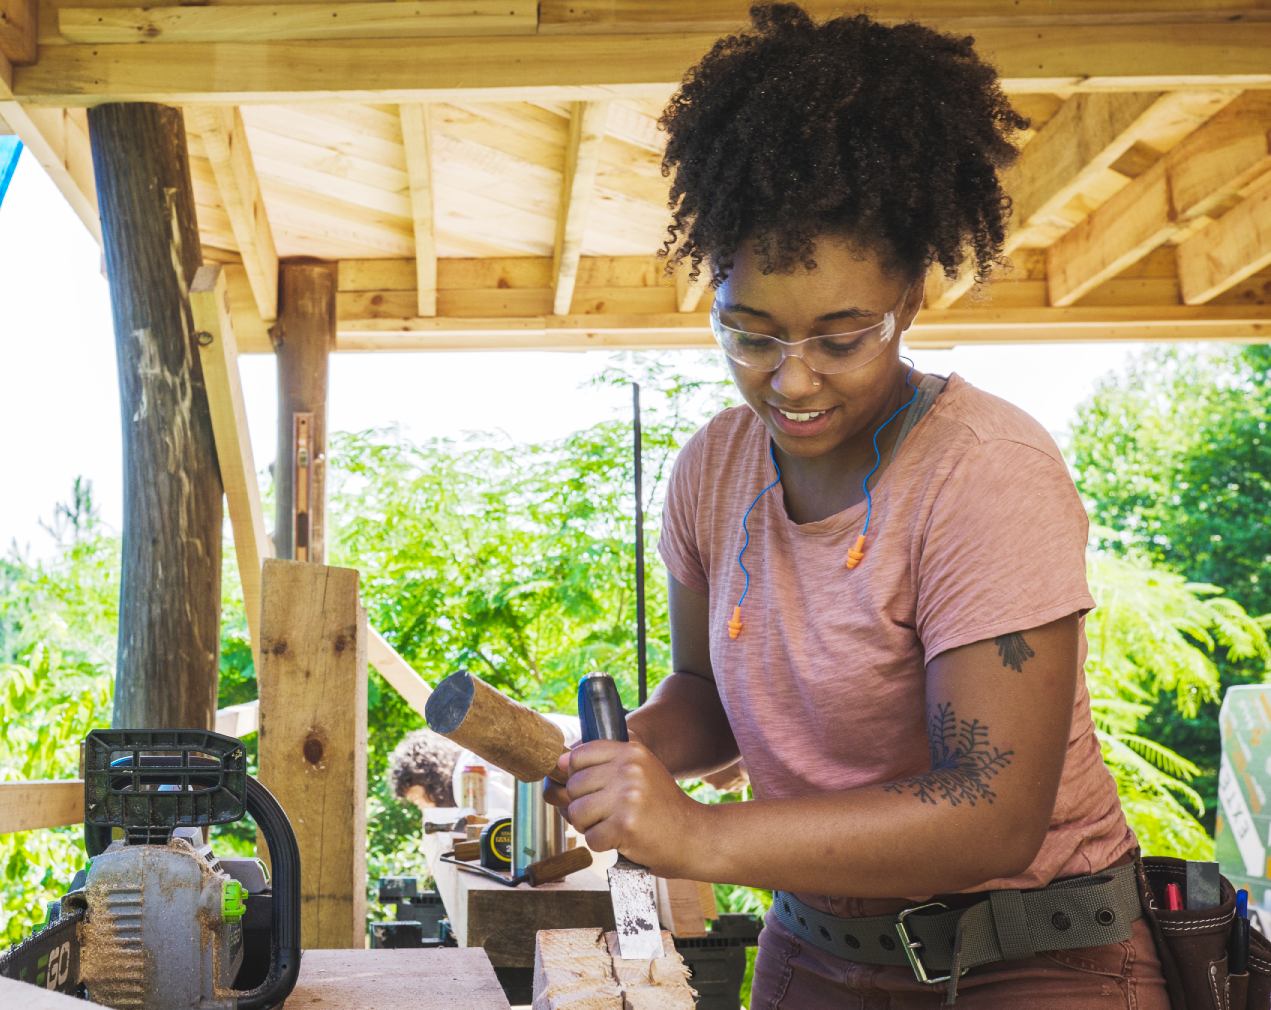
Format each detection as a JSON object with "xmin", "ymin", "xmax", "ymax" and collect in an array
[
  {"xmin": 655, "ymin": 878, "xmax": 707, "ymax": 938},
  {"xmin": 1178, "ymin": 178, "xmax": 1271, "ymax": 304},
  {"xmin": 1047, "ymin": 91, "xmax": 1271, "ymax": 306},
  {"xmin": 258, "ymin": 558, "xmax": 368, "ymax": 949},
  {"xmin": 0, "ymin": 96, "xmax": 100, "ymax": 242},
  {"xmin": 185, "ymin": 106, "xmax": 279, "ymax": 320},
  {"xmin": 215, "ymin": 699, "xmax": 260, "ymax": 737},
  {"xmin": 290, "ymin": 948, "xmax": 511, "ymax": 1009},
  {"xmin": 675, "ymin": 260, "xmax": 710, "ymax": 313},
  {"xmin": 0, "ymin": 0, "xmax": 36, "ymax": 64},
  {"xmin": 0, "ymin": 780, "xmax": 81, "ymax": 833},
  {"xmin": 0, "ymin": 976, "xmax": 110, "ymax": 1009},
  {"xmin": 191, "ymin": 264, "xmax": 274, "ymax": 666},
  {"xmin": 16, "ymin": 24, "xmax": 1271, "ymax": 106},
  {"xmin": 59, "ymin": 1, "xmax": 537, "ymax": 44},
  {"xmin": 368, "ymin": 627, "xmax": 431, "ymax": 719},
  {"xmin": 400, "ymin": 103, "xmax": 437, "ymax": 316},
  {"xmin": 532, "ymin": 928, "xmax": 694, "ymax": 1010},
  {"xmin": 552, "ymin": 101, "xmax": 609, "ymax": 315},
  {"xmin": 539, "ymin": 1, "xmax": 1271, "ymax": 33},
  {"xmin": 422, "ymin": 821, "xmax": 614, "ymax": 969}
]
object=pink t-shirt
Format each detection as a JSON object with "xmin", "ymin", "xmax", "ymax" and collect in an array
[{"xmin": 658, "ymin": 373, "xmax": 1134, "ymax": 910}]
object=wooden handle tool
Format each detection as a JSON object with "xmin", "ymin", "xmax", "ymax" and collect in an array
[
  {"xmin": 425, "ymin": 669, "xmax": 569, "ymax": 785},
  {"xmin": 523, "ymin": 846, "xmax": 593, "ymax": 887}
]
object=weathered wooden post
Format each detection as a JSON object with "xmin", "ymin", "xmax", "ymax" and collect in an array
[
  {"xmin": 258, "ymin": 558, "xmax": 368, "ymax": 948},
  {"xmin": 89, "ymin": 103, "xmax": 222, "ymax": 729},
  {"xmin": 273, "ymin": 262, "xmax": 335, "ymax": 563}
]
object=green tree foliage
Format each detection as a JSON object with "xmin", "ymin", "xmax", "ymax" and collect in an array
[
  {"xmin": 1071, "ymin": 345, "xmax": 1271, "ymax": 827},
  {"xmin": 1085, "ymin": 553, "xmax": 1269, "ymax": 858}
]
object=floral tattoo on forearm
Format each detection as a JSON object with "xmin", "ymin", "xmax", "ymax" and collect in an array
[
  {"xmin": 995, "ymin": 632, "xmax": 1035, "ymax": 672},
  {"xmin": 883, "ymin": 703, "xmax": 1014, "ymax": 807}
]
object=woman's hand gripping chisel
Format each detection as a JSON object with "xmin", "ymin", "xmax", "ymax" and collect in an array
[{"xmin": 577, "ymin": 672, "xmax": 665, "ymax": 960}]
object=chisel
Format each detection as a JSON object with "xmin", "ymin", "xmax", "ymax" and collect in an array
[{"xmin": 577, "ymin": 672, "xmax": 665, "ymax": 961}]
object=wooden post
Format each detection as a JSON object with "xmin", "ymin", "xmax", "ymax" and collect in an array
[
  {"xmin": 88, "ymin": 103, "xmax": 222, "ymax": 730},
  {"xmin": 258, "ymin": 558, "xmax": 368, "ymax": 948},
  {"xmin": 273, "ymin": 263, "xmax": 335, "ymax": 563}
]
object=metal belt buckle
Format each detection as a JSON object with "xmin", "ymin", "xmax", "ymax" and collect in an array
[{"xmin": 896, "ymin": 901, "xmax": 964, "ymax": 986}]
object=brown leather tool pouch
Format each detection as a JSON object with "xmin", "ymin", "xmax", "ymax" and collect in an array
[{"xmin": 1137, "ymin": 854, "xmax": 1271, "ymax": 1010}]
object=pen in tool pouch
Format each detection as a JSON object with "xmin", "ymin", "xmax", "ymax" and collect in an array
[{"xmin": 1231, "ymin": 889, "xmax": 1250, "ymax": 976}]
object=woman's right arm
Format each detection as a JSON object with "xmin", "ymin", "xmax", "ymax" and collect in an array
[{"xmin": 626, "ymin": 574, "xmax": 740, "ymax": 779}]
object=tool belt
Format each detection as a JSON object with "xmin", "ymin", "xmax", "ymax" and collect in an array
[
  {"xmin": 773, "ymin": 859, "xmax": 1142, "ymax": 1003},
  {"xmin": 1138, "ymin": 855, "xmax": 1271, "ymax": 1010},
  {"xmin": 774, "ymin": 856, "xmax": 1271, "ymax": 1009}
]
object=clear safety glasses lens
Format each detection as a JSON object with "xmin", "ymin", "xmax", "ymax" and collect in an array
[{"xmin": 709, "ymin": 308, "xmax": 897, "ymax": 375}]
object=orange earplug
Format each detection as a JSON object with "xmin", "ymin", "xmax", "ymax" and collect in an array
[
  {"xmin": 728, "ymin": 605, "xmax": 744, "ymax": 639},
  {"xmin": 845, "ymin": 534, "xmax": 867, "ymax": 569}
]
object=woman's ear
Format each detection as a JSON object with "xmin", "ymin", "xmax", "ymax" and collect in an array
[{"xmin": 899, "ymin": 272, "xmax": 927, "ymax": 333}]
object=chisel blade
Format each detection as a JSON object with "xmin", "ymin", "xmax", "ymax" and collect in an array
[{"xmin": 608, "ymin": 857, "xmax": 664, "ymax": 960}]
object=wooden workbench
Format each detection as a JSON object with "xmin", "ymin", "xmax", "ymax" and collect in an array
[
  {"xmin": 422, "ymin": 818, "xmax": 616, "ymax": 969},
  {"xmin": 284, "ymin": 948, "xmax": 510, "ymax": 1009}
]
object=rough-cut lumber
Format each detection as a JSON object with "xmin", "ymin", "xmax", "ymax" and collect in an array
[
  {"xmin": 58, "ymin": 1, "xmax": 537, "ymax": 44},
  {"xmin": 553, "ymin": 101, "xmax": 610, "ymax": 315},
  {"xmin": 399, "ymin": 103, "xmax": 438, "ymax": 316},
  {"xmin": 425, "ymin": 670, "xmax": 569, "ymax": 785},
  {"xmin": 532, "ymin": 928, "xmax": 694, "ymax": 1010},
  {"xmin": 0, "ymin": 0, "xmax": 35, "ymax": 65},
  {"xmin": 0, "ymin": 780, "xmax": 82, "ymax": 833},
  {"xmin": 191, "ymin": 264, "xmax": 274, "ymax": 665},
  {"xmin": 90, "ymin": 102, "xmax": 223, "ymax": 731},
  {"xmin": 16, "ymin": 24, "xmax": 1271, "ymax": 107},
  {"xmin": 1047, "ymin": 91, "xmax": 1271, "ymax": 306},
  {"xmin": 258, "ymin": 559, "xmax": 368, "ymax": 949},
  {"xmin": 290, "ymin": 947, "xmax": 512, "ymax": 1009},
  {"xmin": 422, "ymin": 822, "xmax": 615, "ymax": 970},
  {"xmin": 1178, "ymin": 178, "xmax": 1271, "ymax": 304},
  {"xmin": 185, "ymin": 106, "xmax": 278, "ymax": 320},
  {"xmin": 274, "ymin": 261, "xmax": 335, "ymax": 562}
]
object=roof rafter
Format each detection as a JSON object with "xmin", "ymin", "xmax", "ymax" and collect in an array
[
  {"xmin": 1178, "ymin": 179, "xmax": 1271, "ymax": 304},
  {"xmin": 1047, "ymin": 90, "xmax": 1271, "ymax": 307},
  {"xmin": 928, "ymin": 89, "xmax": 1237, "ymax": 308},
  {"xmin": 185, "ymin": 105, "xmax": 279, "ymax": 320},
  {"xmin": 0, "ymin": 0, "xmax": 35, "ymax": 65},
  {"xmin": 552, "ymin": 100, "xmax": 609, "ymax": 315},
  {"xmin": 399, "ymin": 103, "xmax": 437, "ymax": 317}
]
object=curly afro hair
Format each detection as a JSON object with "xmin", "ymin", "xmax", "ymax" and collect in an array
[
  {"xmin": 659, "ymin": 3, "xmax": 1028, "ymax": 287},
  {"xmin": 388, "ymin": 729, "xmax": 460, "ymax": 807}
]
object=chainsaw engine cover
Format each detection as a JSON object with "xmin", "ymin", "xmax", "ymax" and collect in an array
[{"xmin": 81, "ymin": 835, "xmax": 246, "ymax": 1010}]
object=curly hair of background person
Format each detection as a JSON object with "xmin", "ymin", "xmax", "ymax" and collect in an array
[
  {"xmin": 388, "ymin": 729, "xmax": 460, "ymax": 808},
  {"xmin": 658, "ymin": 2, "xmax": 1028, "ymax": 287}
]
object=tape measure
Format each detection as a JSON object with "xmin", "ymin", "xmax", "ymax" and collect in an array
[{"xmin": 479, "ymin": 817, "xmax": 513, "ymax": 870}]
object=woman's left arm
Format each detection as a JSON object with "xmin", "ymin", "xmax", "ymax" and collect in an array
[{"xmin": 563, "ymin": 612, "xmax": 1078, "ymax": 897}]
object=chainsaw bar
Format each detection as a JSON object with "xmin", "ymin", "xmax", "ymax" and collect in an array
[{"xmin": 0, "ymin": 907, "xmax": 84, "ymax": 995}]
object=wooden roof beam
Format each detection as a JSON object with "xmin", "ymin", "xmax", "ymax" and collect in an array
[
  {"xmin": 0, "ymin": 0, "xmax": 35, "ymax": 65},
  {"xmin": 1178, "ymin": 179, "xmax": 1271, "ymax": 304},
  {"xmin": 927, "ymin": 89, "xmax": 1237, "ymax": 308},
  {"xmin": 399, "ymin": 104, "xmax": 437, "ymax": 317},
  {"xmin": 676, "ymin": 261, "xmax": 711, "ymax": 313},
  {"xmin": 185, "ymin": 106, "xmax": 279, "ymax": 320},
  {"xmin": 1047, "ymin": 91, "xmax": 1271, "ymax": 307},
  {"xmin": 14, "ymin": 23, "xmax": 1271, "ymax": 106},
  {"xmin": 552, "ymin": 100, "xmax": 609, "ymax": 315}
]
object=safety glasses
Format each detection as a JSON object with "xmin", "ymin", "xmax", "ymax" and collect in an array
[{"xmin": 709, "ymin": 288, "xmax": 908, "ymax": 375}]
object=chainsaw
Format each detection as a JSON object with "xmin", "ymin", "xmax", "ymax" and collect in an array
[{"xmin": 0, "ymin": 728, "xmax": 301, "ymax": 1009}]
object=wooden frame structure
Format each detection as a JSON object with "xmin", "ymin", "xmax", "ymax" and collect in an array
[{"xmin": 2, "ymin": 0, "xmax": 1269, "ymax": 951}]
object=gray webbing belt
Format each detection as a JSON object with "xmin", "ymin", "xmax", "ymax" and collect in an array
[{"xmin": 772, "ymin": 860, "xmax": 1141, "ymax": 1001}]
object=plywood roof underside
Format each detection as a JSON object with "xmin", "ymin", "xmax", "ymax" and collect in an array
[{"xmin": 2, "ymin": 0, "xmax": 1270, "ymax": 351}]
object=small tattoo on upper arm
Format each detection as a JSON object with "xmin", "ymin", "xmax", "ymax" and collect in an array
[
  {"xmin": 995, "ymin": 632, "xmax": 1035, "ymax": 672},
  {"xmin": 883, "ymin": 703, "xmax": 1014, "ymax": 807}
]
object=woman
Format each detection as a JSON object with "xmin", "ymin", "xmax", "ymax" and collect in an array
[{"xmin": 548, "ymin": 5, "xmax": 1169, "ymax": 1006}]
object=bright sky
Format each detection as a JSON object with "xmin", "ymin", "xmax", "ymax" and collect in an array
[{"xmin": 0, "ymin": 151, "xmax": 1162, "ymax": 557}]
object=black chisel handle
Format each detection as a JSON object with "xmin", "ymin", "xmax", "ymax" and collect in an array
[{"xmin": 578, "ymin": 672, "xmax": 629, "ymax": 744}]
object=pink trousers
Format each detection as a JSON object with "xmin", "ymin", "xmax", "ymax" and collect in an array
[{"xmin": 751, "ymin": 908, "xmax": 1171, "ymax": 1009}]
